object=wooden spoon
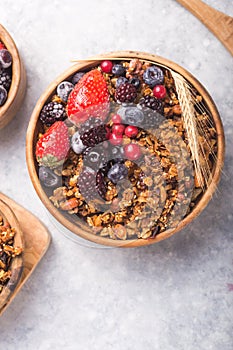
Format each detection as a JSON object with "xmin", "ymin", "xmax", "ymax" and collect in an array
[{"xmin": 176, "ymin": 0, "xmax": 233, "ymax": 56}]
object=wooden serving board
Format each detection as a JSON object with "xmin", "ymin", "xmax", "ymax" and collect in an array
[
  {"xmin": 0, "ymin": 193, "xmax": 51, "ymax": 316},
  {"xmin": 176, "ymin": 0, "xmax": 233, "ymax": 56}
]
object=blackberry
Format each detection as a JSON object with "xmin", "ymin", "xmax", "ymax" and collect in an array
[
  {"xmin": 78, "ymin": 167, "xmax": 97, "ymax": 201},
  {"xmin": 116, "ymin": 76, "xmax": 128, "ymax": 88},
  {"xmin": 142, "ymin": 108, "xmax": 163, "ymax": 129},
  {"xmin": 0, "ymin": 68, "xmax": 12, "ymax": 90},
  {"xmin": 139, "ymin": 95, "xmax": 163, "ymax": 113},
  {"xmin": 79, "ymin": 117, "xmax": 103, "ymax": 135},
  {"xmin": 83, "ymin": 146, "xmax": 107, "ymax": 170},
  {"xmin": 96, "ymin": 169, "xmax": 108, "ymax": 199},
  {"xmin": 80, "ymin": 124, "xmax": 109, "ymax": 147},
  {"xmin": 0, "ymin": 85, "xmax": 7, "ymax": 106},
  {"xmin": 115, "ymin": 82, "xmax": 137, "ymax": 103},
  {"xmin": 39, "ymin": 101, "xmax": 67, "ymax": 125}
]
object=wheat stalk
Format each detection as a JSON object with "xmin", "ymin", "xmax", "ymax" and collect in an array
[{"xmin": 171, "ymin": 71, "xmax": 213, "ymax": 189}]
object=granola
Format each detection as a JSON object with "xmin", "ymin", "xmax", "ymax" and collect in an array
[
  {"xmin": 0, "ymin": 216, "xmax": 22, "ymax": 293},
  {"xmin": 35, "ymin": 58, "xmax": 217, "ymax": 241}
]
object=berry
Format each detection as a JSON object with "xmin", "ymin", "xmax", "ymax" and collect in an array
[
  {"xmin": 0, "ymin": 85, "xmax": 7, "ymax": 106},
  {"xmin": 39, "ymin": 101, "xmax": 67, "ymax": 126},
  {"xmin": 79, "ymin": 117, "xmax": 103, "ymax": 134},
  {"xmin": 141, "ymin": 109, "xmax": 163, "ymax": 129},
  {"xmin": 129, "ymin": 77, "xmax": 140, "ymax": 89},
  {"xmin": 0, "ymin": 68, "xmax": 12, "ymax": 90},
  {"xmin": 71, "ymin": 131, "xmax": 86, "ymax": 154},
  {"xmin": 0, "ymin": 49, "xmax": 12, "ymax": 69},
  {"xmin": 143, "ymin": 66, "xmax": 164, "ymax": 87},
  {"xmin": 139, "ymin": 95, "xmax": 163, "ymax": 113},
  {"xmin": 36, "ymin": 121, "xmax": 70, "ymax": 168},
  {"xmin": 56, "ymin": 81, "xmax": 74, "ymax": 102},
  {"xmin": 83, "ymin": 146, "xmax": 107, "ymax": 170},
  {"xmin": 112, "ymin": 64, "xmax": 125, "ymax": 76},
  {"xmin": 110, "ymin": 146, "xmax": 124, "ymax": 161},
  {"xmin": 115, "ymin": 83, "xmax": 137, "ymax": 103},
  {"xmin": 124, "ymin": 125, "xmax": 138, "ymax": 138},
  {"xmin": 116, "ymin": 77, "xmax": 128, "ymax": 88},
  {"xmin": 96, "ymin": 170, "xmax": 108, "ymax": 199},
  {"xmin": 71, "ymin": 72, "xmax": 85, "ymax": 85},
  {"xmin": 81, "ymin": 124, "xmax": 109, "ymax": 147},
  {"xmin": 124, "ymin": 143, "xmax": 142, "ymax": 161},
  {"xmin": 67, "ymin": 69, "xmax": 110, "ymax": 124},
  {"xmin": 78, "ymin": 167, "xmax": 99, "ymax": 201},
  {"xmin": 109, "ymin": 133, "xmax": 123, "ymax": 146},
  {"xmin": 118, "ymin": 105, "xmax": 144, "ymax": 126},
  {"xmin": 153, "ymin": 85, "xmax": 166, "ymax": 99},
  {"xmin": 0, "ymin": 42, "xmax": 6, "ymax": 50},
  {"xmin": 107, "ymin": 163, "xmax": 128, "ymax": 184},
  {"xmin": 100, "ymin": 60, "xmax": 113, "ymax": 73},
  {"xmin": 111, "ymin": 114, "xmax": 122, "ymax": 124},
  {"xmin": 39, "ymin": 166, "xmax": 60, "ymax": 188},
  {"xmin": 112, "ymin": 124, "xmax": 125, "ymax": 136}
]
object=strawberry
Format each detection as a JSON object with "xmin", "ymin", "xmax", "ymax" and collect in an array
[
  {"xmin": 0, "ymin": 42, "xmax": 6, "ymax": 50},
  {"xmin": 36, "ymin": 121, "xmax": 70, "ymax": 168},
  {"xmin": 66, "ymin": 69, "xmax": 109, "ymax": 125}
]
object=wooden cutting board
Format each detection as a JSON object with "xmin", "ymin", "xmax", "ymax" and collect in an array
[
  {"xmin": 0, "ymin": 193, "xmax": 51, "ymax": 316},
  {"xmin": 176, "ymin": 0, "xmax": 233, "ymax": 56}
]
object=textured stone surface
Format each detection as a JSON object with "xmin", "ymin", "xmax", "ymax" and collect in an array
[{"xmin": 0, "ymin": 0, "xmax": 232, "ymax": 349}]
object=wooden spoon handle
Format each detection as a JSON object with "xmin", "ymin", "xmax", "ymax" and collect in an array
[{"xmin": 176, "ymin": 0, "xmax": 233, "ymax": 56}]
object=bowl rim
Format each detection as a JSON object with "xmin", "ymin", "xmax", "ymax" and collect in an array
[
  {"xmin": 26, "ymin": 50, "xmax": 225, "ymax": 247},
  {"xmin": 0, "ymin": 24, "xmax": 22, "ymax": 122},
  {"xmin": 0, "ymin": 198, "xmax": 24, "ymax": 309}
]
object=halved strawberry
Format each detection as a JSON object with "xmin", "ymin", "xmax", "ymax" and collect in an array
[
  {"xmin": 36, "ymin": 121, "xmax": 70, "ymax": 168},
  {"xmin": 66, "ymin": 69, "xmax": 109, "ymax": 125}
]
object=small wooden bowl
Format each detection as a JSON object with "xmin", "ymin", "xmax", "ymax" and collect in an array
[
  {"xmin": 0, "ymin": 199, "xmax": 24, "ymax": 310},
  {"xmin": 26, "ymin": 51, "xmax": 225, "ymax": 247},
  {"xmin": 0, "ymin": 24, "xmax": 26, "ymax": 129}
]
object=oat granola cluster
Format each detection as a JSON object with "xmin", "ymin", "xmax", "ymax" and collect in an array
[
  {"xmin": 35, "ymin": 58, "xmax": 217, "ymax": 241},
  {"xmin": 0, "ymin": 216, "xmax": 22, "ymax": 292}
]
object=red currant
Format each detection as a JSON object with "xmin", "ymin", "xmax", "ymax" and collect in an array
[
  {"xmin": 109, "ymin": 133, "xmax": 123, "ymax": 146},
  {"xmin": 100, "ymin": 60, "xmax": 113, "ymax": 73},
  {"xmin": 112, "ymin": 124, "xmax": 125, "ymax": 136},
  {"xmin": 153, "ymin": 85, "xmax": 166, "ymax": 99},
  {"xmin": 124, "ymin": 125, "xmax": 138, "ymax": 138},
  {"xmin": 124, "ymin": 143, "xmax": 142, "ymax": 160},
  {"xmin": 111, "ymin": 114, "xmax": 122, "ymax": 124}
]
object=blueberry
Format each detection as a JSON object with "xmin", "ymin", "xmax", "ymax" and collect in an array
[
  {"xmin": 112, "ymin": 64, "xmax": 126, "ymax": 76},
  {"xmin": 0, "ymin": 85, "xmax": 7, "ymax": 106},
  {"xmin": 57, "ymin": 81, "xmax": 74, "ymax": 102},
  {"xmin": 129, "ymin": 77, "xmax": 140, "ymax": 89},
  {"xmin": 0, "ymin": 49, "xmax": 12, "ymax": 69},
  {"xmin": 39, "ymin": 166, "xmax": 60, "ymax": 187},
  {"xmin": 116, "ymin": 77, "xmax": 128, "ymax": 88},
  {"xmin": 143, "ymin": 66, "xmax": 164, "ymax": 87},
  {"xmin": 71, "ymin": 72, "xmax": 85, "ymax": 85},
  {"xmin": 107, "ymin": 163, "xmax": 128, "ymax": 184},
  {"xmin": 118, "ymin": 105, "xmax": 144, "ymax": 126},
  {"xmin": 71, "ymin": 131, "xmax": 86, "ymax": 154}
]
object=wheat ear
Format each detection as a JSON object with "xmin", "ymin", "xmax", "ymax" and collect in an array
[{"xmin": 171, "ymin": 71, "xmax": 212, "ymax": 189}]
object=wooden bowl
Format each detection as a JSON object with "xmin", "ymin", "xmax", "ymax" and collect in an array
[
  {"xmin": 0, "ymin": 198, "xmax": 24, "ymax": 310},
  {"xmin": 0, "ymin": 24, "xmax": 26, "ymax": 129},
  {"xmin": 26, "ymin": 51, "xmax": 225, "ymax": 247}
]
